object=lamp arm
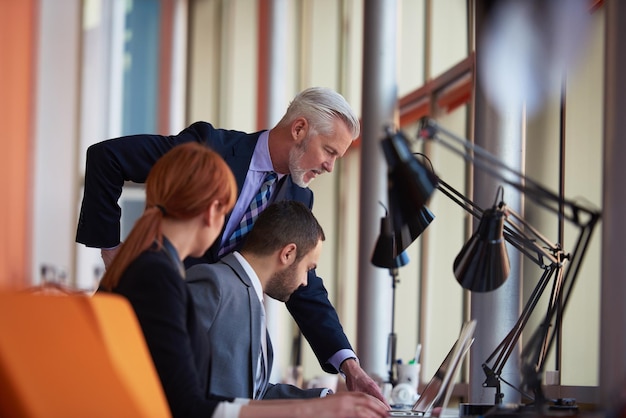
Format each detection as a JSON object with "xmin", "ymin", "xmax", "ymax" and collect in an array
[
  {"xmin": 437, "ymin": 180, "xmax": 559, "ymax": 268},
  {"xmin": 429, "ymin": 147, "xmax": 600, "ymax": 403},
  {"xmin": 436, "ymin": 178, "xmax": 483, "ymax": 219},
  {"xmin": 420, "ymin": 120, "xmax": 560, "ymax": 208},
  {"xmin": 419, "ymin": 118, "xmax": 599, "ymax": 228},
  {"xmin": 484, "ymin": 266, "xmax": 560, "ymax": 383},
  {"xmin": 520, "ymin": 219, "xmax": 599, "ymax": 392},
  {"xmin": 503, "ymin": 208, "xmax": 561, "ymax": 267}
]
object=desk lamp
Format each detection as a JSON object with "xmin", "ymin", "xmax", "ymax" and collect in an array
[
  {"xmin": 378, "ymin": 118, "xmax": 601, "ymax": 412},
  {"xmin": 371, "ymin": 202, "xmax": 414, "ymax": 385}
]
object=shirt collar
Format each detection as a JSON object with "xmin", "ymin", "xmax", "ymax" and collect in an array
[
  {"xmin": 249, "ymin": 131, "xmax": 273, "ymax": 173},
  {"xmin": 232, "ymin": 251, "xmax": 264, "ymax": 303}
]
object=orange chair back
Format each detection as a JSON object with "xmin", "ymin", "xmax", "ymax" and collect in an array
[{"xmin": 0, "ymin": 291, "xmax": 171, "ymax": 418}]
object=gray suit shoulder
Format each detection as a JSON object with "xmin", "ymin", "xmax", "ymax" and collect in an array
[{"xmin": 186, "ymin": 263, "xmax": 224, "ymax": 283}]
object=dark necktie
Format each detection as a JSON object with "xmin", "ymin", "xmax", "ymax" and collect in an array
[
  {"xmin": 219, "ymin": 171, "xmax": 277, "ymax": 256},
  {"xmin": 254, "ymin": 307, "xmax": 268, "ymax": 399}
]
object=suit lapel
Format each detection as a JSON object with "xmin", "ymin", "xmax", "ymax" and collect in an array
[
  {"xmin": 271, "ymin": 175, "xmax": 290, "ymax": 203},
  {"xmin": 272, "ymin": 175, "xmax": 314, "ymax": 210},
  {"xmin": 207, "ymin": 134, "xmax": 260, "ymax": 262},
  {"xmin": 221, "ymin": 254, "xmax": 265, "ymax": 397},
  {"xmin": 221, "ymin": 254, "xmax": 253, "ymax": 285}
]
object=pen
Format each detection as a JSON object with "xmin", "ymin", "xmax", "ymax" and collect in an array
[{"xmin": 414, "ymin": 343, "xmax": 422, "ymax": 364}]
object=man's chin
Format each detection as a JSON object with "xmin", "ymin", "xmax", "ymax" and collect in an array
[{"xmin": 293, "ymin": 174, "xmax": 313, "ymax": 188}]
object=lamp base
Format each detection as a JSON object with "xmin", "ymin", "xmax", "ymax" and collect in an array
[
  {"xmin": 460, "ymin": 400, "xmax": 580, "ymax": 418},
  {"xmin": 459, "ymin": 403, "xmax": 498, "ymax": 417},
  {"xmin": 549, "ymin": 398, "xmax": 579, "ymax": 412}
]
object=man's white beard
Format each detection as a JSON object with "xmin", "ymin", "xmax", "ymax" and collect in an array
[
  {"xmin": 290, "ymin": 167, "xmax": 311, "ymax": 188},
  {"xmin": 288, "ymin": 143, "xmax": 312, "ymax": 188}
]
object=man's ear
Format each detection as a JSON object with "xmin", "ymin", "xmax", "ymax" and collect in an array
[
  {"xmin": 279, "ymin": 243, "xmax": 298, "ymax": 266},
  {"xmin": 291, "ymin": 117, "xmax": 309, "ymax": 142}
]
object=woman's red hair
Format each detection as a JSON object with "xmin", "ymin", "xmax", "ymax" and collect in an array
[{"xmin": 100, "ymin": 143, "xmax": 237, "ymax": 290}]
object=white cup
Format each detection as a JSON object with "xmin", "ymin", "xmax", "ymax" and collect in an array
[
  {"xmin": 396, "ymin": 363, "xmax": 420, "ymax": 392},
  {"xmin": 391, "ymin": 382, "xmax": 419, "ymax": 405}
]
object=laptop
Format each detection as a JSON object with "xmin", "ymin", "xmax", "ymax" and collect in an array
[{"xmin": 389, "ymin": 320, "xmax": 477, "ymax": 417}]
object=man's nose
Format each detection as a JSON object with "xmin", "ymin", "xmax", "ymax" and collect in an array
[{"xmin": 322, "ymin": 157, "xmax": 336, "ymax": 173}]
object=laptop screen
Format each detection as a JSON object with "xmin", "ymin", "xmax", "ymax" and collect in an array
[{"xmin": 389, "ymin": 320, "xmax": 476, "ymax": 417}]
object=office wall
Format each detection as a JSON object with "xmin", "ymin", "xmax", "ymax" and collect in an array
[{"xmin": 560, "ymin": 8, "xmax": 603, "ymax": 386}]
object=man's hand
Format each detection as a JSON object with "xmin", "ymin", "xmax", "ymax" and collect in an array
[
  {"xmin": 340, "ymin": 358, "xmax": 390, "ymax": 408},
  {"xmin": 101, "ymin": 246, "xmax": 120, "ymax": 269}
]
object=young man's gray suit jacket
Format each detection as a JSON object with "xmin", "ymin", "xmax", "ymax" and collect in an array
[{"xmin": 186, "ymin": 253, "xmax": 324, "ymax": 400}]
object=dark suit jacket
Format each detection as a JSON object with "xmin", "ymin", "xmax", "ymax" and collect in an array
[
  {"xmin": 77, "ymin": 122, "xmax": 352, "ymax": 372},
  {"xmin": 101, "ymin": 246, "xmax": 233, "ymax": 418},
  {"xmin": 186, "ymin": 254, "xmax": 324, "ymax": 400}
]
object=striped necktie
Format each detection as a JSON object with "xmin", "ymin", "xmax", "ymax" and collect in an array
[
  {"xmin": 219, "ymin": 171, "xmax": 278, "ymax": 256},
  {"xmin": 254, "ymin": 306, "xmax": 268, "ymax": 399}
]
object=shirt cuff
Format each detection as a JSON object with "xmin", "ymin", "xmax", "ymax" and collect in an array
[
  {"xmin": 320, "ymin": 388, "xmax": 334, "ymax": 397},
  {"xmin": 328, "ymin": 349, "xmax": 358, "ymax": 374},
  {"xmin": 102, "ymin": 244, "xmax": 121, "ymax": 250},
  {"xmin": 211, "ymin": 399, "xmax": 249, "ymax": 418}
]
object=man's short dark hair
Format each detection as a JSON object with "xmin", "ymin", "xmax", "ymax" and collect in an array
[{"xmin": 242, "ymin": 201, "xmax": 325, "ymax": 261}]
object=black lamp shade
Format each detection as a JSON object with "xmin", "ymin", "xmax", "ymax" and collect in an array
[
  {"xmin": 396, "ymin": 205, "xmax": 435, "ymax": 253},
  {"xmin": 381, "ymin": 131, "xmax": 438, "ymax": 253},
  {"xmin": 453, "ymin": 205, "xmax": 510, "ymax": 292},
  {"xmin": 371, "ymin": 216, "xmax": 410, "ymax": 269}
]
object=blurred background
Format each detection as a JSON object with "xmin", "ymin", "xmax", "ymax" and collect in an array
[{"xmin": 1, "ymin": 0, "xmax": 613, "ymax": 407}]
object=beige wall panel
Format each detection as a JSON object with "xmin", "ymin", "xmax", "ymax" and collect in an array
[
  {"xmin": 430, "ymin": 0, "xmax": 467, "ymax": 79},
  {"xmin": 299, "ymin": 0, "xmax": 341, "ymax": 88},
  {"xmin": 282, "ymin": 2, "xmax": 301, "ymax": 107},
  {"xmin": 336, "ymin": 148, "xmax": 362, "ymax": 353},
  {"xmin": 522, "ymin": 7, "xmax": 603, "ymax": 387},
  {"xmin": 300, "ymin": 0, "xmax": 360, "ymax": 380},
  {"xmin": 220, "ymin": 0, "xmax": 258, "ymax": 131},
  {"xmin": 558, "ymin": 7, "xmax": 604, "ymax": 386},
  {"xmin": 523, "ymin": 87, "xmax": 563, "ymax": 383},
  {"xmin": 327, "ymin": 0, "xmax": 365, "ymax": 378},
  {"xmin": 187, "ymin": 0, "xmax": 259, "ymax": 131},
  {"xmin": 398, "ymin": 0, "xmax": 426, "ymax": 96},
  {"xmin": 341, "ymin": 0, "xmax": 364, "ymax": 116},
  {"xmin": 187, "ymin": 0, "xmax": 222, "ymax": 124},
  {"xmin": 419, "ymin": 109, "xmax": 466, "ymax": 380}
]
